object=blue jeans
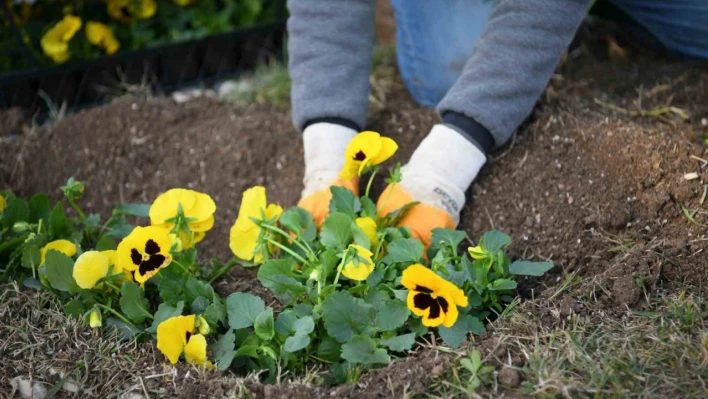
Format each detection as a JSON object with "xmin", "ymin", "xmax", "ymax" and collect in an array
[{"xmin": 392, "ymin": 0, "xmax": 708, "ymax": 108}]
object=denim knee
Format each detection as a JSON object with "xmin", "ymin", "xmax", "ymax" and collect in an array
[{"xmin": 392, "ymin": 0, "xmax": 496, "ymax": 108}]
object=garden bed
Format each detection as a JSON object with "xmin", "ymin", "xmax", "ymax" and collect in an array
[{"xmin": 1, "ymin": 37, "xmax": 708, "ymax": 397}]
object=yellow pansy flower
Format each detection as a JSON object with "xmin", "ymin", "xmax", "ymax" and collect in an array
[
  {"xmin": 149, "ymin": 188, "xmax": 216, "ymax": 249},
  {"xmin": 40, "ymin": 239, "xmax": 77, "ymax": 264},
  {"xmin": 89, "ymin": 308, "xmax": 102, "ymax": 328},
  {"xmin": 340, "ymin": 131, "xmax": 398, "ymax": 179},
  {"xmin": 355, "ymin": 217, "xmax": 378, "ymax": 248},
  {"xmin": 468, "ymin": 245, "xmax": 488, "ymax": 260},
  {"xmin": 117, "ymin": 226, "xmax": 173, "ymax": 283},
  {"xmin": 40, "ymin": 14, "xmax": 81, "ymax": 63},
  {"xmin": 73, "ymin": 251, "xmax": 110, "ymax": 289},
  {"xmin": 85, "ymin": 22, "xmax": 120, "ymax": 55},
  {"xmin": 156, "ymin": 315, "xmax": 212, "ymax": 367},
  {"xmin": 342, "ymin": 244, "xmax": 375, "ymax": 281},
  {"xmin": 0, "ymin": 193, "xmax": 5, "ymax": 214},
  {"xmin": 107, "ymin": 0, "xmax": 155, "ymax": 22},
  {"xmin": 229, "ymin": 186, "xmax": 283, "ymax": 264},
  {"xmin": 401, "ymin": 264, "xmax": 468, "ymax": 328},
  {"xmin": 72, "ymin": 250, "xmax": 128, "ymax": 289}
]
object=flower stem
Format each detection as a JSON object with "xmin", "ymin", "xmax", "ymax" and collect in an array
[
  {"xmin": 331, "ymin": 252, "xmax": 350, "ymax": 289},
  {"xmin": 259, "ymin": 223, "xmax": 315, "ymax": 259},
  {"xmin": 67, "ymin": 197, "xmax": 87, "ymax": 221},
  {"xmin": 364, "ymin": 169, "xmax": 378, "ymax": 199},
  {"xmin": 375, "ymin": 182, "xmax": 397, "ymax": 218},
  {"xmin": 207, "ymin": 258, "xmax": 238, "ymax": 283},
  {"xmin": 266, "ymin": 238, "xmax": 308, "ymax": 265},
  {"xmin": 95, "ymin": 303, "xmax": 136, "ymax": 326},
  {"xmin": 171, "ymin": 259, "xmax": 190, "ymax": 274}
]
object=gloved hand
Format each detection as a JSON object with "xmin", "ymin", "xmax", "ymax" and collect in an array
[
  {"xmin": 377, "ymin": 124, "xmax": 487, "ymax": 247},
  {"xmin": 298, "ymin": 122, "xmax": 359, "ymax": 227}
]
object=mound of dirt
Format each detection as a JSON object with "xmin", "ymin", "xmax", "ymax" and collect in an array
[{"xmin": 2, "ymin": 37, "xmax": 708, "ymax": 397}]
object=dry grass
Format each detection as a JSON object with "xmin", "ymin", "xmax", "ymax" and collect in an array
[
  {"xmin": 0, "ymin": 282, "xmax": 258, "ymax": 398},
  {"xmin": 429, "ymin": 291, "xmax": 708, "ymax": 398}
]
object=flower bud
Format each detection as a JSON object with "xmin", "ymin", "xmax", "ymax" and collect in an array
[
  {"xmin": 89, "ymin": 308, "xmax": 102, "ymax": 328},
  {"xmin": 308, "ymin": 269, "xmax": 320, "ymax": 281},
  {"xmin": 12, "ymin": 221, "xmax": 31, "ymax": 233},
  {"xmin": 197, "ymin": 315, "xmax": 210, "ymax": 335}
]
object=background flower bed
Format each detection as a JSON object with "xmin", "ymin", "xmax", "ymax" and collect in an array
[{"xmin": 0, "ymin": 0, "xmax": 286, "ymax": 116}]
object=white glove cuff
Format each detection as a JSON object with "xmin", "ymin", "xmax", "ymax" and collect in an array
[
  {"xmin": 302, "ymin": 123, "xmax": 358, "ymax": 198},
  {"xmin": 399, "ymin": 124, "xmax": 487, "ymax": 225}
]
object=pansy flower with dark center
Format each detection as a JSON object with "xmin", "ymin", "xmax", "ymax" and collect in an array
[
  {"xmin": 156, "ymin": 315, "xmax": 212, "ymax": 367},
  {"xmin": 401, "ymin": 264, "xmax": 468, "ymax": 327},
  {"xmin": 118, "ymin": 226, "xmax": 173, "ymax": 283},
  {"xmin": 340, "ymin": 131, "xmax": 398, "ymax": 179}
]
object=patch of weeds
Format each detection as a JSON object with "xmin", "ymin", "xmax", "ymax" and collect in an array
[
  {"xmin": 226, "ymin": 62, "xmax": 291, "ymax": 106},
  {"xmin": 488, "ymin": 293, "xmax": 708, "ymax": 398}
]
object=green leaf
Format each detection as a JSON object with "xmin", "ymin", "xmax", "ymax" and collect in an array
[
  {"xmin": 489, "ymin": 279, "xmax": 517, "ymax": 291},
  {"xmin": 104, "ymin": 317, "xmax": 142, "ymax": 339},
  {"xmin": 65, "ymin": 299, "xmax": 85, "ymax": 319},
  {"xmin": 366, "ymin": 270, "xmax": 384, "ymax": 286},
  {"xmin": 317, "ymin": 338, "xmax": 342, "ymax": 363},
  {"xmin": 235, "ymin": 345, "xmax": 260, "ymax": 359},
  {"xmin": 387, "ymin": 238, "xmax": 424, "ymax": 264},
  {"xmin": 431, "ymin": 228, "xmax": 466, "ymax": 249},
  {"xmin": 283, "ymin": 334, "xmax": 310, "ymax": 353},
  {"xmin": 468, "ymin": 316, "xmax": 486, "ymax": 335},
  {"xmin": 364, "ymin": 288, "xmax": 390, "ymax": 308},
  {"xmin": 203, "ymin": 301, "xmax": 227, "ymax": 327},
  {"xmin": 320, "ymin": 212, "xmax": 354, "ymax": 250},
  {"xmin": 106, "ymin": 217, "xmax": 134, "ymax": 239},
  {"xmin": 444, "ymin": 262, "xmax": 471, "ymax": 287},
  {"xmin": 184, "ymin": 277, "xmax": 215, "ymax": 305},
  {"xmin": 480, "ymin": 231, "xmax": 512, "ymax": 253},
  {"xmin": 1, "ymin": 198, "xmax": 29, "ymax": 229},
  {"xmin": 293, "ymin": 303, "xmax": 313, "ymax": 318},
  {"xmin": 329, "ymin": 186, "xmax": 360, "ymax": 218},
  {"xmin": 293, "ymin": 316, "xmax": 315, "ymax": 334},
  {"xmin": 254, "ymin": 308, "xmax": 275, "ymax": 341},
  {"xmin": 116, "ymin": 203, "xmax": 151, "ymax": 217},
  {"xmin": 257, "ymin": 259, "xmax": 306, "ymax": 302},
  {"xmin": 44, "ymin": 250, "xmax": 80, "ymax": 293},
  {"xmin": 351, "ymin": 222, "xmax": 372, "ymax": 250},
  {"xmin": 48, "ymin": 203, "xmax": 72, "ymax": 239},
  {"xmin": 380, "ymin": 333, "xmax": 416, "ymax": 352},
  {"xmin": 84, "ymin": 213, "xmax": 101, "ymax": 228},
  {"xmin": 191, "ymin": 296, "xmax": 210, "ymax": 314},
  {"xmin": 210, "ymin": 330, "xmax": 237, "ymax": 371},
  {"xmin": 120, "ymin": 281, "xmax": 153, "ymax": 324},
  {"xmin": 95, "ymin": 235, "xmax": 117, "ymax": 251},
  {"xmin": 22, "ymin": 277, "xmax": 43, "ymax": 290},
  {"xmin": 21, "ymin": 244, "xmax": 41, "ymax": 269},
  {"xmin": 279, "ymin": 207, "xmax": 317, "ymax": 241},
  {"xmin": 28, "ymin": 194, "xmax": 51, "ymax": 224},
  {"xmin": 275, "ymin": 310, "xmax": 298, "ymax": 335},
  {"xmin": 147, "ymin": 301, "xmax": 185, "ymax": 334},
  {"xmin": 509, "ymin": 261, "xmax": 553, "ymax": 276},
  {"xmin": 322, "ymin": 291, "xmax": 376, "ymax": 343},
  {"xmin": 226, "ymin": 292, "xmax": 266, "ymax": 329},
  {"xmin": 341, "ymin": 335, "xmax": 390, "ymax": 365},
  {"xmin": 374, "ymin": 299, "xmax": 410, "ymax": 332},
  {"xmin": 438, "ymin": 315, "xmax": 482, "ymax": 348},
  {"xmin": 158, "ymin": 274, "xmax": 186, "ymax": 306},
  {"xmin": 360, "ymin": 196, "xmax": 378, "ymax": 219}
]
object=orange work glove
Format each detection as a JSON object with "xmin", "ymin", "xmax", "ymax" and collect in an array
[
  {"xmin": 377, "ymin": 184, "xmax": 455, "ymax": 248},
  {"xmin": 298, "ymin": 177, "xmax": 359, "ymax": 228}
]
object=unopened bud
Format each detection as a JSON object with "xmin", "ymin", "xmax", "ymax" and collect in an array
[
  {"xmin": 89, "ymin": 308, "xmax": 102, "ymax": 328},
  {"xmin": 13, "ymin": 221, "xmax": 31, "ymax": 232},
  {"xmin": 197, "ymin": 315, "xmax": 210, "ymax": 335}
]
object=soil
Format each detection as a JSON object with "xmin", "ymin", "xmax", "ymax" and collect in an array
[{"xmin": 2, "ymin": 30, "xmax": 708, "ymax": 398}]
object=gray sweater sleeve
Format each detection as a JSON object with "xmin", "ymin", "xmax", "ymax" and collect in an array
[
  {"xmin": 437, "ymin": 0, "xmax": 592, "ymax": 147},
  {"xmin": 287, "ymin": 0, "xmax": 377, "ymax": 132}
]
